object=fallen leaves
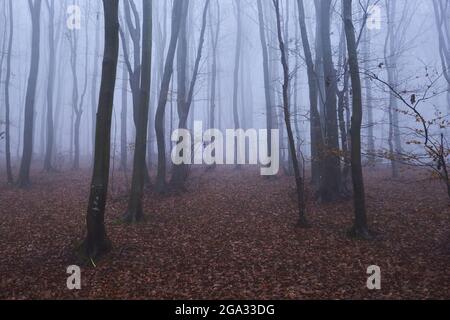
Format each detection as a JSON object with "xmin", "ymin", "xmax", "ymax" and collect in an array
[{"xmin": 0, "ymin": 166, "xmax": 449, "ymax": 299}]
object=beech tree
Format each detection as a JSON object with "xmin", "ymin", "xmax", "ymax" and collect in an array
[
  {"xmin": 155, "ymin": 0, "xmax": 185, "ymax": 193},
  {"xmin": 273, "ymin": 0, "xmax": 308, "ymax": 227},
  {"xmin": 17, "ymin": 0, "xmax": 42, "ymax": 188},
  {"xmin": 124, "ymin": 0, "xmax": 152, "ymax": 223},
  {"xmin": 343, "ymin": 0, "xmax": 371, "ymax": 238},
  {"xmin": 82, "ymin": 0, "xmax": 120, "ymax": 259}
]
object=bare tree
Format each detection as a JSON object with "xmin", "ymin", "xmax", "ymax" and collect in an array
[
  {"xmin": 171, "ymin": 0, "xmax": 211, "ymax": 190},
  {"xmin": 123, "ymin": 0, "xmax": 152, "ymax": 223},
  {"xmin": 343, "ymin": 0, "xmax": 371, "ymax": 239},
  {"xmin": 4, "ymin": 0, "xmax": 14, "ymax": 183},
  {"xmin": 17, "ymin": 0, "xmax": 42, "ymax": 188},
  {"xmin": 82, "ymin": 0, "xmax": 120, "ymax": 259},
  {"xmin": 318, "ymin": 0, "xmax": 342, "ymax": 202},
  {"xmin": 273, "ymin": 0, "xmax": 308, "ymax": 227},
  {"xmin": 232, "ymin": 0, "xmax": 242, "ymax": 165},
  {"xmin": 433, "ymin": 0, "xmax": 450, "ymax": 114},
  {"xmin": 43, "ymin": 0, "xmax": 58, "ymax": 172},
  {"xmin": 296, "ymin": 0, "xmax": 326, "ymax": 196},
  {"xmin": 257, "ymin": 0, "xmax": 274, "ymax": 165},
  {"xmin": 155, "ymin": 0, "xmax": 185, "ymax": 193}
]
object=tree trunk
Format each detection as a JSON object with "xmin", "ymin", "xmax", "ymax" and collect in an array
[
  {"xmin": 4, "ymin": 0, "xmax": 14, "ymax": 183},
  {"xmin": 273, "ymin": 0, "xmax": 308, "ymax": 227},
  {"xmin": 43, "ymin": 0, "xmax": 56, "ymax": 172},
  {"xmin": 123, "ymin": 0, "xmax": 152, "ymax": 223},
  {"xmin": 257, "ymin": 0, "xmax": 274, "ymax": 164},
  {"xmin": 343, "ymin": 0, "xmax": 370, "ymax": 239},
  {"xmin": 83, "ymin": 0, "xmax": 120, "ymax": 260},
  {"xmin": 363, "ymin": 27, "xmax": 375, "ymax": 162},
  {"xmin": 318, "ymin": 0, "xmax": 342, "ymax": 202},
  {"xmin": 155, "ymin": 0, "xmax": 185, "ymax": 193},
  {"xmin": 171, "ymin": 0, "xmax": 210, "ymax": 190},
  {"xmin": 232, "ymin": 0, "xmax": 242, "ymax": 165},
  {"xmin": 120, "ymin": 40, "xmax": 129, "ymax": 172},
  {"xmin": 297, "ymin": 0, "xmax": 326, "ymax": 196},
  {"xmin": 17, "ymin": 0, "xmax": 42, "ymax": 188}
]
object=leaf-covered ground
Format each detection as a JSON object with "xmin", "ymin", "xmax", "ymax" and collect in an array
[{"xmin": 0, "ymin": 166, "xmax": 449, "ymax": 299}]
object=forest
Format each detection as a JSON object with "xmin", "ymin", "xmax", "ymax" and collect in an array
[{"xmin": 0, "ymin": 0, "xmax": 449, "ymax": 300}]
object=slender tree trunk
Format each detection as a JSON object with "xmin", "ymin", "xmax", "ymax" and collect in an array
[
  {"xmin": 273, "ymin": 0, "xmax": 308, "ymax": 227},
  {"xmin": 343, "ymin": 0, "xmax": 370, "ymax": 239},
  {"xmin": 124, "ymin": 0, "xmax": 152, "ymax": 223},
  {"xmin": 83, "ymin": 0, "xmax": 120, "ymax": 259},
  {"xmin": 43, "ymin": 0, "xmax": 56, "ymax": 172},
  {"xmin": 171, "ymin": 0, "xmax": 211, "ymax": 190},
  {"xmin": 17, "ymin": 0, "xmax": 42, "ymax": 188},
  {"xmin": 120, "ymin": 44, "xmax": 129, "ymax": 172},
  {"xmin": 363, "ymin": 27, "xmax": 375, "ymax": 162},
  {"xmin": 257, "ymin": 0, "xmax": 274, "ymax": 163},
  {"xmin": 297, "ymin": 0, "xmax": 326, "ymax": 196},
  {"xmin": 4, "ymin": 0, "xmax": 14, "ymax": 183},
  {"xmin": 318, "ymin": 0, "xmax": 342, "ymax": 202},
  {"xmin": 155, "ymin": 0, "xmax": 184, "ymax": 193},
  {"xmin": 232, "ymin": 0, "xmax": 242, "ymax": 165},
  {"xmin": 92, "ymin": 7, "xmax": 101, "ymax": 157}
]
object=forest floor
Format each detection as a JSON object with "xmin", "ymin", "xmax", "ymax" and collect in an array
[{"xmin": 0, "ymin": 165, "xmax": 449, "ymax": 299}]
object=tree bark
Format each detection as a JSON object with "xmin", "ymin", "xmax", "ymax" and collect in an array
[
  {"xmin": 343, "ymin": 0, "xmax": 370, "ymax": 239},
  {"xmin": 257, "ymin": 0, "xmax": 274, "ymax": 163},
  {"xmin": 43, "ymin": 0, "xmax": 56, "ymax": 172},
  {"xmin": 318, "ymin": 0, "xmax": 342, "ymax": 202},
  {"xmin": 273, "ymin": 0, "xmax": 308, "ymax": 227},
  {"xmin": 83, "ymin": 0, "xmax": 120, "ymax": 259},
  {"xmin": 155, "ymin": 0, "xmax": 185, "ymax": 193},
  {"xmin": 171, "ymin": 0, "xmax": 210, "ymax": 190},
  {"xmin": 17, "ymin": 0, "xmax": 42, "ymax": 188},
  {"xmin": 297, "ymin": 0, "xmax": 326, "ymax": 196},
  {"xmin": 123, "ymin": 0, "xmax": 152, "ymax": 223},
  {"xmin": 4, "ymin": 0, "xmax": 14, "ymax": 183}
]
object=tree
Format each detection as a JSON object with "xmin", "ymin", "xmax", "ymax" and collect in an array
[
  {"xmin": 209, "ymin": 0, "xmax": 220, "ymax": 134},
  {"xmin": 123, "ymin": 0, "xmax": 152, "ymax": 223},
  {"xmin": 154, "ymin": 0, "xmax": 185, "ymax": 193},
  {"xmin": 17, "ymin": 0, "xmax": 42, "ymax": 188},
  {"xmin": 296, "ymin": 0, "xmax": 326, "ymax": 196},
  {"xmin": 273, "ymin": 0, "xmax": 308, "ymax": 227},
  {"xmin": 171, "ymin": 0, "xmax": 211, "ymax": 190},
  {"xmin": 257, "ymin": 0, "xmax": 274, "ymax": 165},
  {"xmin": 343, "ymin": 0, "xmax": 371, "ymax": 239},
  {"xmin": 82, "ymin": 0, "xmax": 120, "ymax": 259},
  {"xmin": 43, "ymin": 0, "xmax": 58, "ymax": 172},
  {"xmin": 318, "ymin": 0, "xmax": 342, "ymax": 202},
  {"xmin": 232, "ymin": 0, "xmax": 242, "ymax": 165},
  {"xmin": 433, "ymin": 0, "xmax": 450, "ymax": 114},
  {"xmin": 119, "ymin": 0, "xmax": 151, "ymax": 183},
  {"xmin": 4, "ymin": 0, "xmax": 14, "ymax": 183}
]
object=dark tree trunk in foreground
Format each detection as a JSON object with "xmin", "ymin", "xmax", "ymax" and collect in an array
[
  {"xmin": 273, "ymin": 0, "xmax": 308, "ymax": 227},
  {"xmin": 343, "ymin": 0, "xmax": 371, "ymax": 239},
  {"xmin": 124, "ymin": 0, "xmax": 152, "ymax": 223},
  {"xmin": 4, "ymin": 0, "xmax": 14, "ymax": 184},
  {"xmin": 17, "ymin": 0, "xmax": 42, "ymax": 188},
  {"xmin": 82, "ymin": 0, "xmax": 120, "ymax": 259},
  {"xmin": 155, "ymin": 0, "xmax": 185, "ymax": 193}
]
